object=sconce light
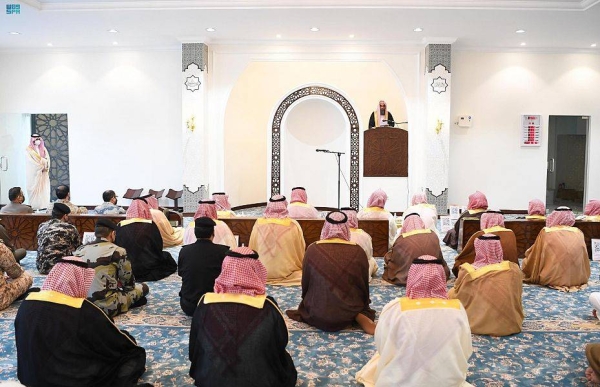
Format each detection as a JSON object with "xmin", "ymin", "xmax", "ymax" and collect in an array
[{"xmin": 187, "ymin": 115, "xmax": 196, "ymax": 132}]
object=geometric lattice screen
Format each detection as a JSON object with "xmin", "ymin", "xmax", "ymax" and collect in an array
[{"xmin": 31, "ymin": 114, "xmax": 69, "ymax": 201}]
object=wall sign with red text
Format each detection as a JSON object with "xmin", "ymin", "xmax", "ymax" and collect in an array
[{"xmin": 521, "ymin": 115, "xmax": 541, "ymax": 147}]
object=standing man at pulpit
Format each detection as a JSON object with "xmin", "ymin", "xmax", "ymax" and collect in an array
[{"xmin": 368, "ymin": 100, "xmax": 395, "ymax": 128}]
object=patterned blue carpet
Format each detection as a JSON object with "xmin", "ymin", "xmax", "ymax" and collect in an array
[{"xmin": 2, "ymin": 244, "xmax": 600, "ymax": 386}]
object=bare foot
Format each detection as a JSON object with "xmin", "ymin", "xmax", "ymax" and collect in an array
[
  {"xmin": 355, "ymin": 314, "xmax": 376, "ymax": 335},
  {"xmin": 586, "ymin": 367, "xmax": 600, "ymax": 384}
]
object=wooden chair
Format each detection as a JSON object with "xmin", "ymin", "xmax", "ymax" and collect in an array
[
  {"xmin": 123, "ymin": 188, "xmax": 143, "ymax": 199},
  {"xmin": 149, "ymin": 189, "xmax": 165, "ymax": 199},
  {"xmin": 166, "ymin": 189, "xmax": 183, "ymax": 211}
]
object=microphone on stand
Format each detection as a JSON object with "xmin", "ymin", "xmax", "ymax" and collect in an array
[{"xmin": 316, "ymin": 149, "xmax": 328, "ymax": 153}]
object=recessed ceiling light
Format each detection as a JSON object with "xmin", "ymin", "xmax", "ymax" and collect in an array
[
  {"xmin": 47, "ymin": 43, "xmax": 53, "ymax": 47},
  {"xmin": 516, "ymin": 29, "xmax": 525, "ymax": 34},
  {"xmin": 413, "ymin": 27, "xmax": 423, "ymax": 32},
  {"xmin": 108, "ymin": 29, "xmax": 118, "ymax": 33},
  {"xmin": 9, "ymin": 31, "xmax": 20, "ymax": 35},
  {"xmin": 276, "ymin": 34, "xmax": 282, "ymax": 39},
  {"xmin": 349, "ymin": 34, "xmax": 355, "ymax": 38},
  {"xmin": 592, "ymin": 43, "xmax": 597, "ymax": 48},
  {"xmin": 520, "ymin": 42, "xmax": 526, "ymax": 46},
  {"xmin": 112, "ymin": 41, "xmax": 119, "ymax": 45},
  {"xmin": 310, "ymin": 27, "xmax": 319, "ymax": 32},
  {"xmin": 206, "ymin": 27, "xmax": 216, "ymax": 32}
]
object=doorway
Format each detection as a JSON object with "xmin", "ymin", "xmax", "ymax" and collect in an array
[{"xmin": 546, "ymin": 115, "xmax": 589, "ymax": 213}]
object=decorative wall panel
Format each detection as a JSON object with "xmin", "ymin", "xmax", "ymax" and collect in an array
[
  {"xmin": 271, "ymin": 86, "xmax": 360, "ymax": 208},
  {"xmin": 182, "ymin": 43, "xmax": 208, "ymax": 72},
  {"xmin": 31, "ymin": 114, "xmax": 69, "ymax": 201},
  {"xmin": 426, "ymin": 188, "xmax": 448, "ymax": 216},
  {"xmin": 425, "ymin": 44, "xmax": 451, "ymax": 73},
  {"xmin": 183, "ymin": 184, "xmax": 209, "ymax": 213}
]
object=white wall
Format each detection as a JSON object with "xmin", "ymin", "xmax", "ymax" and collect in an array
[
  {"xmin": 450, "ymin": 51, "xmax": 600, "ymax": 209},
  {"xmin": 7, "ymin": 47, "xmax": 596, "ymax": 212},
  {"xmin": 282, "ymin": 97, "xmax": 349, "ymax": 207},
  {"xmin": 0, "ymin": 49, "xmax": 182, "ymax": 207},
  {"xmin": 215, "ymin": 44, "xmax": 421, "ymax": 211},
  {"xmin": 0, "ymin": 113, "xmax": 30, "ymax": 204}
]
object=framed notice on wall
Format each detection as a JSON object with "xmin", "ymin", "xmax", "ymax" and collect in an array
[{"xmin": 521, "ymin": 115, "xmax": 541, "ymax": 147}]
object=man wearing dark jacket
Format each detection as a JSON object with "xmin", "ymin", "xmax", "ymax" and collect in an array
[{"xmin": 178, "ymin": 217, "xmax": 230, "ymax": 316}]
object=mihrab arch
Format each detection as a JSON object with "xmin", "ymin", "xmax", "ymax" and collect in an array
[{"xmin": 271, "ymin": 86, "xmax": 360, "ymax": 208}]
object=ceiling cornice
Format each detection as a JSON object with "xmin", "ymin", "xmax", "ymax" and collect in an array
[{"xmin": 22, "ymin": 0, "xmax": 600, "ymax": 12}]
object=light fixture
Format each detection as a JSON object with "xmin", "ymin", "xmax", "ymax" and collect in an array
[
  {"xmin": 516, "ymin": 29, "xmax": 525, "ymax": 34},
  {"xmin": 276, "ymin": 34, "xmax": 282, "ymax": 38},
  {"xmin": 520, "ymin": 42, "xmax": 526, "ymax": 46},
  {"xmin": 592, "ymin": 43, "xmax": 597, "ymax": 48},
  {"xmin": 108, "ymin": 29, "xmax": 118, "ymax": 33},
  {"xmin": 310, "ymin": 27, "xmax": 319, "ymax": 32},
  {"xmin": 112, "ymin": 41, "xmax": 118, "ymax": 45},
  {"xmin": 413, "ymin": 27, "xmax": 423, "ymax": 32},
  {"xmin": 206, "ymin": 27, "xmax": 216, "ymax": 32},
  {"xmin": 349, "ymin": 34, "xmax": 355, "ymax": 38},
  {"xmin": 47, "ymin": 43, "xmax": 53, "ymax": 47},
  {"xmin": 9, "ymin": 31, "xmax": 20, "ymax": 35}
]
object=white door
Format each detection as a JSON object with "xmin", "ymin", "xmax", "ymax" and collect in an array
[{"xmin": 0, "ymin": 114, "xmax": 30, "ymax": 205}]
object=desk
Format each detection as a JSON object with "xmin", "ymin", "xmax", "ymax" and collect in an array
[
  {"xmin": 0, "ymin": 212, "xmax": 183, "ymax": 250},
  {"xmin": 220, "ymin": 218, "xmax": 390, "ymax": 256},
  {"xmin": 461, "ymin": 218, "xmax": 600, "ymax": 258}
]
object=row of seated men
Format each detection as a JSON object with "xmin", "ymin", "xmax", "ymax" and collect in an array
[
  {"xmin": 0, "ymin": 199, "xmax": 474, "ymax": 386},
  {"xmin": 8, "ymin": 206, "xmax": 600, "ymax": 386},
  {"xmin": 3, "ymin": 186, "xmax": 600, "ymax": 384}
]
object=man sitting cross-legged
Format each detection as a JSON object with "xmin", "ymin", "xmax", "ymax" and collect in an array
[
  {"xmin": 356, "ymin": 255, "xmax": 473, "ymax": 386},
  {"xmin": 0, "ymin": 240, "xmax": 33, "ymax": 311},
  {"xmin": 449, "ymin": 234, "xmax": 524, "ymax": 336},
  {"xmin": 74, "ymin": 218, "xmax": 148, "ymax": 318},
  {"xmin": 189, "ymin": 247, "xmax": 297, "ymax": 387},
  {"xmin": 286, "ymin": 210, "xmax": 376, "ymax": 334},
  {"xmin": 383, "ymin": 213, "xmax": 449, "ymax": 286},
  {"xmin": 452, "ymin": 210, "xmax": 518, "ymax": 277},
  {"xmin": 341, "ymin": 207, "xmax": 378, "ymax": 280},
  {"xmin": 15, "ymin": 257, "xmax": 148, "ymax": 387},
  {"xmin": 358, "ymin": 189, "xmax": 397, "ymax": 249},
  {"xmin": 183, "ymin": 199, "xmax": 237, "ymax": 249},
  {"xmin": 522, "ymin": 206, "xmax": 590, "ymax": 291},
  {"xmin": 36, "ymin": 202, "xmax": 80, "ymax": 274},
  {"xmin": 287, "ymin": 186, "xmax": 320, "ymax": 219},
  {"xmin": 115, "ymin": 197, "xmax": 177, "ymax": 282},
  {"xmin": 179, "ymin": 217, "xmax": 230, "ymax": 316},
  {"xmin": 249, "ymin": 195, "xmax": 305, "ymax": 285}
]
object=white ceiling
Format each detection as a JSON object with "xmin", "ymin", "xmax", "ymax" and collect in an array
[{"xmin": 1, "ymin": 0, "xmax": 599, "ymax": 51}]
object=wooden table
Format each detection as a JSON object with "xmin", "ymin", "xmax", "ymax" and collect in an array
[
  {"xmin": 460, "ymin": 218, "xmax": 600, "ymax": 258},
  {"xmin": 221, "ymin": 218, "xmax": 390, "ymax": 256},
  {"xmin": 0, "ymin": 212, "xmax": 183, "ymax": 250}
]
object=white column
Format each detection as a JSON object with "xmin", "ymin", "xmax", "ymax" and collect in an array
[
  {"xmin": 424, "ymin": 44, "xmax": 452, "ymax": 214},
  {"xmin": 181, "ymin": 43, "xmax": 209, "ymax": 212}
]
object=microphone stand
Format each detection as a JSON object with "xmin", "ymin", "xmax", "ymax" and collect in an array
[{"xmin": 316, "ymin": 149, "xmax": 345, "ymax": 208}]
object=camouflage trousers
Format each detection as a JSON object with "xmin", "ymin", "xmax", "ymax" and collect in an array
[
  {"xmin": 0, "ymin": 272, "xmax": 33, "ymax": 310},
  {"xmin": 92, "ymin": 284, "xmax": 145, "ymax": 318}
]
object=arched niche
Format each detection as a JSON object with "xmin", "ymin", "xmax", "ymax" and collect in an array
[{"xmin": 271, "ymin": 86, "xmax": 360, "ymax": 208}]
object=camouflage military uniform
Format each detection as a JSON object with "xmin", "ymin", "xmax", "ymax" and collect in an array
[
  {"xmin": 0, "ymin": 242, "xmax": 32, "ymax": 310},
  {"xmin": 74, "ymin": 239, "xmax": 144, "ymax": 317},
  {"xmin": 36, "ymin": 219, "xmax": 80, "ymax": 274}
]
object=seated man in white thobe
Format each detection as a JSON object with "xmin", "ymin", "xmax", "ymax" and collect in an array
[{"xmin": 356, "ymin": 255, "xmax": 473, "ymax": 387}]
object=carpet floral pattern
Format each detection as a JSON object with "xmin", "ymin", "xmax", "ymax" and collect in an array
[{"xmin": 2, "ymin": 242, "xmax": 600, "ymax": 386}]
